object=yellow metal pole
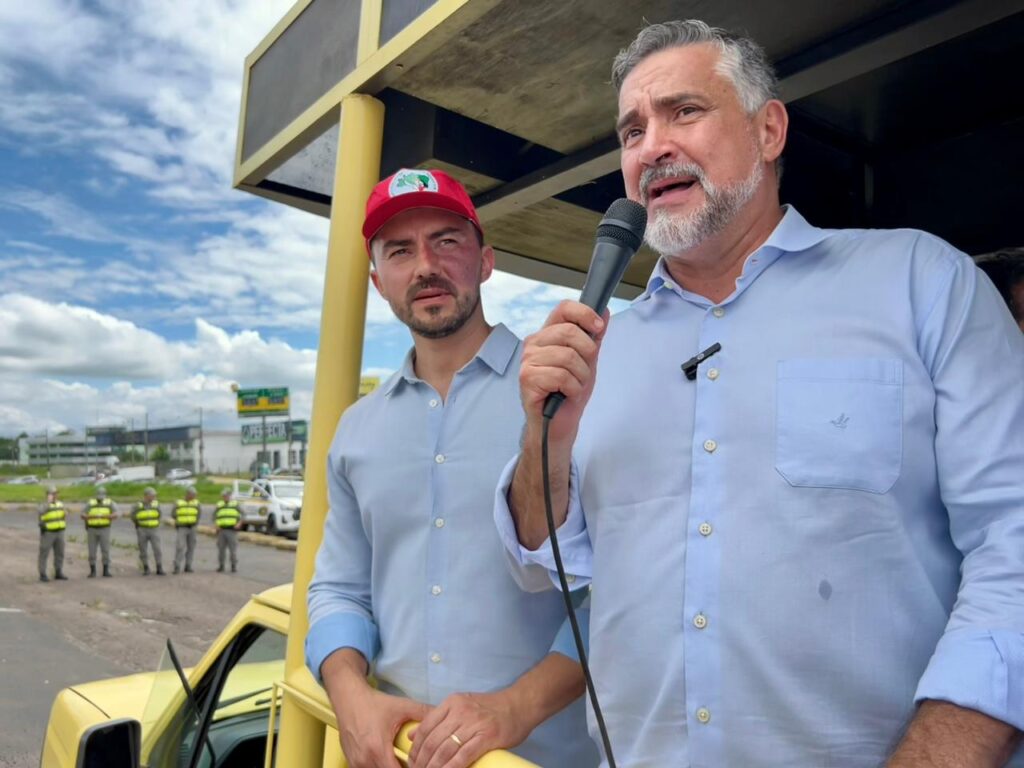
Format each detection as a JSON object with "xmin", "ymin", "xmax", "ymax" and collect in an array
[{"xmin": 275, "ymin": 93, "xmax": 385, "ymax": 766}]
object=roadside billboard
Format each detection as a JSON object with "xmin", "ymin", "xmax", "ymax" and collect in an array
[
  {"xmin": 236, "ymin": 387, "xmax": 289, "ymax": 417},
  {"xmin": 359, "ymin": 377, "xmax": 380, "ymax": 397},
  {"xmin": 240, "ymin": 419, "xmax": 307, "ymax": 445}
]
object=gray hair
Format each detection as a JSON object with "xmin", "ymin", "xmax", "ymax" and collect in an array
[{"xmin": 612, "ymin": 20, "xmax": 779, "ymax": 114}]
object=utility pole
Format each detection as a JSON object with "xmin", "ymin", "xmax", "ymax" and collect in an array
[
  {"xmin": 198, "ymin": 407, "xmax": 205, "ymax": 475},
  {"xmin": 261, "ymin": 414, "xmax": 268, "ymax": 471},
  {"xmin": 286, "ymin": 419, "xmax": 293, "ymax": 470},
  {"xmin": 144, "ymin": 412, "xmax": 149, "ymax": 463}
]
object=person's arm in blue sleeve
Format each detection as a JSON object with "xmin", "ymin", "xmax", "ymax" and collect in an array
[
  {"xmin": 495, "ymin": 452, "xmax": 594, "ymax": 592},
  {"xmin": 306, "ymin": 424, "xmax": 379, "ymax": 680},
  {"xmin": 308, "ymin": 419, "xmax": 429, "ymax": 768},
  {"xmin": 889, "ymin": 243, "xmax": 1024, "ymax": 767}
]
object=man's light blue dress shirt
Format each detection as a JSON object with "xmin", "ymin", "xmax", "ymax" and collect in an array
[
  {"xmin": 496, "ymin": 208, "xmax": 1024, "ymax": 767},
  {"xmin": 308, "ymin": 324, "xmax": 595, "ymax": 767}
]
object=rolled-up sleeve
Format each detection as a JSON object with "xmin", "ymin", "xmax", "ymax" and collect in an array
[
  {"xmin": 912, "ymin": 250, "xmax": 1024, "ymax": 729},
  {"xmin": 306, "ymin": 420, "xmax": 380, "ymax": 682},
  {"xmin": 493, "ymin": 454, "xmax": 594, "ymax": 592}
]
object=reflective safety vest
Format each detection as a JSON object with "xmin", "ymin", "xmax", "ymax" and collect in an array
[
  {"xmin": 40, "ymin": 501, "xmax": 66, "ymax": 532},
  {"xmin": 215, "ymin": 500, "xmax": 241, "ymax": 529},
  {"xmin": 134, "ymin": 501, "xmax": 161, "ymax": 528},
  {"xmin": 174, "ymin": 498, "xmax": 200, "ymax": 527},
  {"xmin": 86, "ymin": 498, "xmax": 113, "ymax": 528}
]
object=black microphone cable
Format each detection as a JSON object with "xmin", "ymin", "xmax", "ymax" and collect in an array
[
  {"xmin": 534, "ymin": 197, "xmax": 644, "ymax": 768},
  {"xmin": 540, "ymin": 415, "xmax": 617, "ymax": 768}
]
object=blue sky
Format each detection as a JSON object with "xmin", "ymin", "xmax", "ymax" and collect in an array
[{"xmin": 0, "ymin": 0, "xmax": 606, "ymax": 437}]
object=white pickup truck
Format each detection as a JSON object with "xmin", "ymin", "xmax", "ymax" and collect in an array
[{"xmin": 231, "ymin": 478, "xmax": 302, "ymax": 537}]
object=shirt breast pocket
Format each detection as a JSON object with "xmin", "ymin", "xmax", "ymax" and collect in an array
[{"xmin": 775, "ymin": 358, "xmax": 903, "ymax": 493}]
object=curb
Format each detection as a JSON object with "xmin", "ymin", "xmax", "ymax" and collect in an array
[{"xmin": 162, "ymin": 520, "xmax": 298, "ymax": 551}]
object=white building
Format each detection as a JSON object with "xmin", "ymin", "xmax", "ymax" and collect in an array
[
  {"xmin": 19, "ymin": 422, "xmax": 307, "ymax": 476},
  {"xmin": 19, "ymin": 432, "xmax": 115, "ymax": 468}
]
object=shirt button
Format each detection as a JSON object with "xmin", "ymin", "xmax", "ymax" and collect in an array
[
  {"xmin": 431, "ymin": 585, "xmax": 442, "ymax": 596},
  {"xmin": 703, "ymin": 439, "xmax": 717, "ymax": 453},
  {"xmin": 696, "ymin": 707, "xmax": 711, "ymax": 724},
  {"xmin": 434, "ymin": 454, "xmax": 446, "ymax": 464},
  {"xmin": 698, "ymin": 522, "xmax": 713, "ymax": 537},
  {"xmin": 430, "ymin": 653, "xmax": 442, "ymax": 664},
  {"xmin": 434, "ymin": 517, "xmax": 445, "ymax": 528},
  {"xmin": 429, "ymin": 399, "xmax": 439, "ymax": 408},
  {"xmin": 712, "ymin": 307, "xmax": 725, "ymax": 318},
  {"xmin": 693, "ymin": 613, "xmax": 708, "ymax": 630},
  {"xmin": 707, "ymin": 367, "xmax": 719, "ymax": 380},
  {"xmin": 566, "ymin": 574, "xmax": 576, "ymax": 584}
]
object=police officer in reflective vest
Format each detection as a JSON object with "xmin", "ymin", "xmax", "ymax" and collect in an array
[
  {"xmin": 173, "ymin": 485, "xmax": 200, "ymax": 574},
  {"xmin": 82, "ymin": 484, "xmax": 116, "ymax": 578},
  {"xmin": 38, "ymin": 484, "xmax": 68, "ymax": 582},
  {"xmin": 214, "ymin": 487, "xmax": 241, "ymax": 573},
  {"xmin": 132, "ymin": 487, "xmax": 165, "ymax": 575}
]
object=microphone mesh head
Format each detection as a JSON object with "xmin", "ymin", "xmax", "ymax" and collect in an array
[{"xmin": 596, "ymin": 198, "xmax": 647, "ymax": 251}]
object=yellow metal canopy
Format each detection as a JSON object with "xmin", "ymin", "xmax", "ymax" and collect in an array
[{"xmin": 236, "ymin": 0, "xmax": 1024, "ymax": 290}]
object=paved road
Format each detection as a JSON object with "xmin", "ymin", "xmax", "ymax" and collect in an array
[
  {"xmin": 0, "ymin": 504, "xmax": 297, "ymax": 767},
  {"xmin": 0, "ymin": 610, "xmax": 126, "ymax": 767}
]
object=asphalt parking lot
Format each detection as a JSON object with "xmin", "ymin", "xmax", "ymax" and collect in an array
[{"xmin": 0, "ymin": 504, "xmax": 297, "ymax": 767}]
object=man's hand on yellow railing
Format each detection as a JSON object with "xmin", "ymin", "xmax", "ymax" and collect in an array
[
  {"xmin": 407, "ymin": 690, "xmax": 530, "ymax": 768},
  {"xmin": 337, "ymin": 686, "xmax": 432, "ymax": 768},
  {"xmin": 321, "ymin": 649, "xmax": 431, "ymax": 768}
]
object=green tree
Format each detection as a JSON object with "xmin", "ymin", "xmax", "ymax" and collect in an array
[{"xmin": 152, "ymin": 445, "xmax": 171, "ymax": 462}]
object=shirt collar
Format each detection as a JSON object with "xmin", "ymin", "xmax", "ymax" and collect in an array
[
  {"xmin": 381, "ymin": 323, "xmax": 518, "ymax": 397},
  {"xmin": 637, "ymin": 205, "xmax": 832, "ymax": 302}
]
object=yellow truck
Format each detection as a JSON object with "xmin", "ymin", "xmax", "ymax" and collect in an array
[{"xmin": 40, "ymin": 584, "xmax": 534, "ymax": 767}]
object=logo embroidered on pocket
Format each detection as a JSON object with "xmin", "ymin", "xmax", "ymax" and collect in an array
[{"xmin": 830, "ymin": 413, "xmax": 850, "ymax": 429}]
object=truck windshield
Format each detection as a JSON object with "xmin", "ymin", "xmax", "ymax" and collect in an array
[
  {"xmin": 271, "ymin": 483, "xmax": 302, "ymax": 499},
  {"xmin": 144, "ymin": 627, "xmax": 286, "ymax": 768}
]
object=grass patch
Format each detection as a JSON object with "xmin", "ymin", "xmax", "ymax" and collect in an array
[
  {"xmin": 0, "ymin": 478, "xmax": 230, "ymax": 505},
  {"xmin": 0, "ymin": 465, "xmax": 50, "ymax": 478}
]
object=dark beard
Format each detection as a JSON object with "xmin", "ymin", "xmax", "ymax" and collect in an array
[{"xmin": 393, "ymin": 276, "xmax": 481, "ymax": 339}]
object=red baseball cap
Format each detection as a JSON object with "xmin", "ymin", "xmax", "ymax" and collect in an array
[{"xmin": 362, "ymin": 168, "xmax": 483, "ymax": 252}]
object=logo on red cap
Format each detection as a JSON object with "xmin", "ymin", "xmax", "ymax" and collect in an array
[
  {"xmin": 389, "ymin": 170, "xmax": 440, "ymax": 196},
  {"xmin": 362, "ymin": 168, "xmax": 483, "ymax": 248}
]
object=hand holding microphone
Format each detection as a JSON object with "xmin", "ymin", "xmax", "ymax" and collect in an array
[
  {"xmin": 519, "ymin": 198, "xmax": 647, "ymax": 439},
  {"xmin": 520, "ymin": 199, "xmax": 645, "ymax": 768}
]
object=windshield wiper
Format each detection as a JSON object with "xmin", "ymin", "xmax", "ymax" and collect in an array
[
  {"xmin": 215, "ymin": 685, "xmax": 275, "ymax": 710},
  {"xmin": 166, "ymin": 639, "xmax": 217, "ymax": 766}
]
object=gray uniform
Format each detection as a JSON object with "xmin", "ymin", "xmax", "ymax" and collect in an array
[
  {"xmin": 133, "ymin": 500, "xmax": 164, "ymax": 574},
  {"xmin": 37, "ymin": 500, "xmax": 66, "ymax": 579},
  {"xmin": 174, "ymin": 527, "xmax": 196, "ymax": 572},
  {"xmin": 83, "ymin": 498, "xmax": 116, "ymax": 573},
  {"xmin": 216, "ymin": 530, "xmax": 238, "ymax": 571},
  {"xmin": 88, "ymin": 528, "xmax": 112, "ymax": 569},
  {"xmin": 172, "ymin": 498, "xmax": 201, "ymax": 573},
  {"xmin": 214, "ymin": 500, "xmax": 240, "ymax": 572}
]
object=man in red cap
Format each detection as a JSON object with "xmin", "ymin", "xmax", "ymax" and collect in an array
[{"xmin": 307, "ymin": 169, "xmax": 594, "ymax": 768}]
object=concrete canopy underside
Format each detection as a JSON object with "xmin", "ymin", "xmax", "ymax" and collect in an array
[{"xmin": 236, "ymin": 0, "xmax": 1024, "ymax": 290}]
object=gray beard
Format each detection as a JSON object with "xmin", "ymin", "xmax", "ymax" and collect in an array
[{"xmin": 642, "ymin": 160, "xmax": 763, "ymax": 257}]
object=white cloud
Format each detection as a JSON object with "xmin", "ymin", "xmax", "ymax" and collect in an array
[
  {"xmin": 0, "ymin": 294, "xmax": 180, "ymax": 378},
  {"xmin": 0, "ymin": 295, "xmax": 320, "ymax": 434}
]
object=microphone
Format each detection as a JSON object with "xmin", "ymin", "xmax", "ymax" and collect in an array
[{"xmin": 543, "ymin": 198, "xmax": 647, "ymax": 419}]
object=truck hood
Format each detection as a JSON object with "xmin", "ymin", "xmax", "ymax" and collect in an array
[{"xmin": 69, "ymin": 669, "xmax": 176, "ymax": 722}]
